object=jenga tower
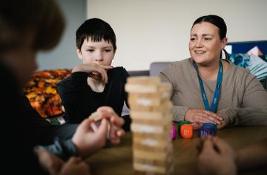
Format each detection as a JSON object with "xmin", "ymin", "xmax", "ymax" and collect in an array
[{"xmin": 125, "ymin": 76, "xmax": 173, "ymax": 175}]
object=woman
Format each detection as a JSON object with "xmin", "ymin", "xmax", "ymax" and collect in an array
[
  {"xmin": 160, "ymin": 15, "xmax": 267, "ymax": 129},
  {"xmin": 57, "ymin": 18, "xmax": 130, "ymax": 130}
]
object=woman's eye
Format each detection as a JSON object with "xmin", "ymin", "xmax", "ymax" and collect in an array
[
  {"xmin": 190, "ymin": 38, "xmax": 196, "ymax": 41},
  {"xmin": 204, "ymin": 38, "xmax": 212, "ymax": 41}
]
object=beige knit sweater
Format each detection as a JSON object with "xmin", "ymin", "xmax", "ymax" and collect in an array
[{"xmin": 160, "ymin": 58, "xmax": 267, "ymax": 126}]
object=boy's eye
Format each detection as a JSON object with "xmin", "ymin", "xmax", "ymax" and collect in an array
[
  {"xmin": 87, "ymin": 49, "xmax": 94, "ymax": 52},
  {"xmin": 105, "ymin": 49, "xmax": 112, "ymax": 52}
]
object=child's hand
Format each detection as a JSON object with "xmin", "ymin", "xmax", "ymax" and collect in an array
[{"xmin": 72, "ymin": 63, "xmax": 112, "ymax": 83}]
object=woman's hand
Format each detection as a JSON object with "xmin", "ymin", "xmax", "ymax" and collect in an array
[
  {"xmin": 216, "ymin": 120, "xmax": 226, "ymax": 129},
  {"xmin": 185, "ymin": 108, "xmax": 223, "ymax": 128}
]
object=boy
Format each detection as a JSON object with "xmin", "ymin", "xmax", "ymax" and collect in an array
[{"xmin": 57, "ymin": 18, "xmax": 130, "ymax": 130}]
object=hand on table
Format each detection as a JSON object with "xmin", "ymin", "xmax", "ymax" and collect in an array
[
  {"xmin": 185, "ymin": 108, "xmax": 223, "ymax": 129},
  {"xmin": 95, "ymin": 106, "xmax": 125, "ymax": 144},
  {"xmin": 72, "ymin": 106, "xmax": 125, "ymax": 157},
  {"xmin": 197, "ymin": 136, "xmax": 237, "ymax": 175},
  {"xmin": 35, "ymin": 147, "xmax": 90, "ymax": 175}
]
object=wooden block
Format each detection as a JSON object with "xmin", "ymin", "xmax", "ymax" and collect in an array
[
  {"xmin": 132, "ymin": 117, "xmax": 172, "ymax": 126},
  {"xmin": 131, "ymin": 123, "xmax": 171, "ymax": 134},
  {"xmin": 133, "ymin": 142, "xmax": 173, "ymax": 156},
  {"xmin": 128, "ymin": 96, "xmax": 169, "ymax": 107},
  {"xmin": 133, "ymin": 136, "xmax": 170, "ymax": 149},
  {"xmin": 134, "ymin": 157, "xmax": 171, "ymax": 168},
  {"xmin": 134, "ymin": 162, "xmax": 166, "ymax": 174},
  {"xmin": 128, "ymin": 101, "xmax": 172, "ymax": 112},
  {"xmin": 127, "ymin": 76, "xmax": 161, "ymax": 84},
  {"xmin": 133, "ymin": 153, "xmax": 174, "ymax": 174},
  {"xmin": 127, "ymin": 85, "xmax": 171, "ymax": 99},
  {"xmin": 133, "ymin": 149, "xmax": 168, "ymax": 161},
  {"xmin": 133, "ymin": 132, "xmax": 170, "ymax": 139},
  {"xmin": 134, "ymin": 169, "xmax": 172, "ymax": 175},
  {"xmin": 133, "ymin": 154, "xmax": 173, "ymax": 171},
  {"xmin": 125, "ymin": 84, "xmax": 159, "ymax": 93},
  {"xmin": 125, "ymin": 76, "xmax": 171, "ymax": 95},
  {"xmin": 130, "ymin": 111, "xmax": 172, "ymax": 121}
]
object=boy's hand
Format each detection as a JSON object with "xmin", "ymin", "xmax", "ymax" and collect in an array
[{"xmin": 72, "ymin": 63, "xmax": 112, "ymax": 83}]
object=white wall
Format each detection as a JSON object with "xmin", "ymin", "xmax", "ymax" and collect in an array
[
  {"xmin": 37, "ymin": 0, "xmax": 86, "ymax": 70},
  {"xmin": 87, "ymin": 0, "xmax": 267, "ymax": 70}
]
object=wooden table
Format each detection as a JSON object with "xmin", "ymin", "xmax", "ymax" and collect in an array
[{"xmin": 87, "ymin": 126, "xmax": 267, "ymax": 175}]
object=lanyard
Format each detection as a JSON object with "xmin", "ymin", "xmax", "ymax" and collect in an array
[{"xmin": 193, "ymin": 61, "xmax": 223, "ymax": 113}]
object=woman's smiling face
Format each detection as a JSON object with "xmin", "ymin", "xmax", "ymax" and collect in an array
[{"xmin": 189, "ymin": 22, "xmax": 227, "ymax": 66}]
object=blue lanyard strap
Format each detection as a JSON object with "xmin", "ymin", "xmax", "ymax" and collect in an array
[{"xmin": 193, "ymin": 61, "xmax": 223, "ymax": 113}]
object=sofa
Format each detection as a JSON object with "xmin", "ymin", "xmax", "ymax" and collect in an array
[
  {"xmin": 24, "ymin": 61, "xmax": 267, "ymax": 122},
  {"xmin": 148, "ymin": 61, "xmax": 267, "ymax": 88},
  {"xmin": 24, "ymin": 69, "xmax": 71, "ymax": 122},
  {"xmin": 23, "ymin": 63, "xmax": 167, "ymax": 120}
]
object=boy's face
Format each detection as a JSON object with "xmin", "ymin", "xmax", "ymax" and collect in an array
[{"xmin": 77, "ymin": 38, "xmax": 115, "ymax": 66}]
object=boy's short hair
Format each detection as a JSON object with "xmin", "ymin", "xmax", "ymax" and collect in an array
[
  {"xmin": 76, "ymin": 18, "xmax": 117, "ymax": 51},
  {"xmin": 0, "ymin": 0, "xmax": 65, "ymax": 53}
]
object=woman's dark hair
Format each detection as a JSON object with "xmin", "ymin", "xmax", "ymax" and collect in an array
[
  {"xmin": 76, "ymin": 18, "xmax": 117, "ymax": 51},
  {"xmin": 0, "ymin": 0, "xmax": 65, "ymax": 52},
  {"xmin": 192, "ymin": 15, "xmax": 227, "ymax": 40}
]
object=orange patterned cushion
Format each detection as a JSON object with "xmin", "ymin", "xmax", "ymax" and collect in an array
[{"xmin": 24, "ymin": 69, "xmax": 71, "ymax": 118}]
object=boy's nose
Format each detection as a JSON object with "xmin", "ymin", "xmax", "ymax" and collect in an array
[{"xmin": 94, "ymin": 53, "xmax": 104, "ymax": 61}]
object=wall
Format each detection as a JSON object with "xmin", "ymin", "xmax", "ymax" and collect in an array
[
  {"xmin": 87, "ymin": 0, "xmax": 267, "ymax": 70},
  {"xmin": 37, "ymin": 0, "xmax": 86, "ymax": 70}
]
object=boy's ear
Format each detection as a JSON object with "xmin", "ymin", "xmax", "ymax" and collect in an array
[{"xmin": 76, "ymin": 49, "xmax": 83, "ymax": 60}]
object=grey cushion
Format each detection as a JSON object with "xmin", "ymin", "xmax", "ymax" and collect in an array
[
  {"xmin": 149, "ymin": 61, "xmax": 172, "ymax": 76},
  {"xmin": 128, "ymin": 70, "xmax": 149, "ymax": 77}
]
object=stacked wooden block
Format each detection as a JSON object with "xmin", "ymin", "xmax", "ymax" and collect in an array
[{"xmin": 125, "ymin": 76, "xmax": 173, "ymax": 175}]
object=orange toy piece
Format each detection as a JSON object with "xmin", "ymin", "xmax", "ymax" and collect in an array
[{"xmin": 180, "ymin": 124, "xmax": 193, "ymax": 139}]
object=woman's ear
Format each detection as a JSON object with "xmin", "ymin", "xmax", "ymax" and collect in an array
[
  {"xmin": 221, "ymin": 37, "xmax": 228, "ymax": 49},
  {"xmin": 76, "ymin": 48, "xmax": 83, "ymax": 60}
]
